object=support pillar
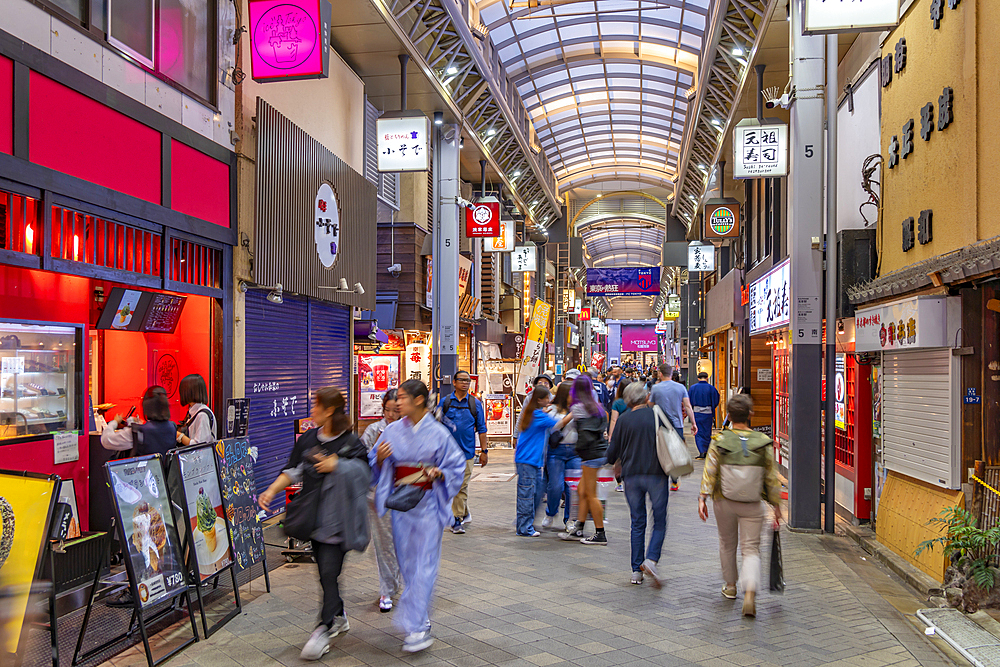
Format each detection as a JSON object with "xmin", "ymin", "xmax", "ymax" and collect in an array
[
  {"xmin": 787, "ymin": 0, "xmax": 825, "ymax": 530},
  {"xmin": 824, "ymin": 34, "xmax": 839, "ymax": 534},
  {"xmin": 432, "ymin": 123, "xmax": 461, "ymax": 395}
]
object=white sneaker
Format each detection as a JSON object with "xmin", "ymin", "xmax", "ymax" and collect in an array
[
  {"xmin": 328, "ymin": 614, "xmax": 350, "ymax": 638},
  {"xmin": 403, "ymin": 630, "xmax": 434, "ymax": 653},
  {"xmin": 541, "ymin": 516, "xmax": 553, "ymax": 529},
  {"xmin": 630, "ymin": 571, "xmax": 644, "ymax": 585},
  {"xmin": 300, "ymin": 626, "xmax": 330, "ymax": 661},
  {"xmin": 641, "ymin": 559, "xmax": 663, "ymax": 589}
]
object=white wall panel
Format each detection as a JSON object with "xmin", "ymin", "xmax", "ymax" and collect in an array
[
  {"xmin": 50, "ymin": 19, "xmax": 102, "ymax": 80},
  {"xmin": 837, "ymin": 65, "xmax": 880, "ymax": 231}
]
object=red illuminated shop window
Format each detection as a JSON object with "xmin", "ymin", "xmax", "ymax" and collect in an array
[
  {"xmin": 169, "ymin": 237, "xmax": 222, "ymax": 290},
  {"xmin": 835, "ymin": 356, "xmax": 857, "ymax": 470},
  {"xmin": 774, "ymin": 348, "xmax": 790, "ymax": 443},
  {"xmin": 50, "ymin": 204, "xmax": 162, "ymax": 277},
  {"xmin": 0, "ymin": 190, "xmax": 42, "ymax": 255}
]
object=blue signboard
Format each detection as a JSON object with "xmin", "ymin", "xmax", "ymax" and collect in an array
[
  {"xmin": 964, "ymin": 388, "xmax": 982, "ymax": 405},
  {"xmin": 586, "ymin": 267, "xmax": 661, "ymax": 297}
]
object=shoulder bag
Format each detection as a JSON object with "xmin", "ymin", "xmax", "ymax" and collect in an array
[
  {"xmin": 386, "ymin": 467, "xmax": 430, "ymax": 512},
  {"xmin": 652, "ymin": 405, "xmax": 694, "ymax": 478},
  {"xmin": 283, "ymin": 483, "xmax": 319, "ymax": 541}
]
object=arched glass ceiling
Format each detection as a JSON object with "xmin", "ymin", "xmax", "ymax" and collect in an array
[{"xmin": 479, "ymin": 0, "xmax": 708, "ymax": 191}]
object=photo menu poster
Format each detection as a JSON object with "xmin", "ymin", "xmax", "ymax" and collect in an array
[
  {"xmin": 176, "ymin": 445, "xmax": 233, "ymax": 581},
  {"xmin": 106, "ymin": 457, "xmax": 187, "ymax": 609},
  {"xmin": 0, "ymin": 472, "xmax": 56, "ymax": 655},
  {"xmin": 214, "ymin": 438, "xmax": 265, "ymax": 572}
]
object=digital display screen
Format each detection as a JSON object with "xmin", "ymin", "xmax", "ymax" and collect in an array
[{"xmin": 96, "ymin": 288, "xmax": 187, "ymax": 333}]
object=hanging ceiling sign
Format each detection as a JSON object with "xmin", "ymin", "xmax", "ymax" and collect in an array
[
  {"xmin": 733, "ymin": 121, "xmax": 788, "ymax": 178},
  {"xmin": 703, "ymin": 200, "xmax": 741, "ymax": 239},
  {"xmin": 511, "ymin": 245, "xmax": 537, "ymax": 272},
  {"xmin": 377, "ymin": 114, "xmax": 431, "ymax": 172},
  {"xmin": 688, "ymin": 244, "xmax": 715, "ymax": 272},
  {"xmin": 803, "ymin": 0, "xmax": 899, "ymax": 34},
  {"xmin": 748, "ymin": 258, "xmax": 790, "ymax": 335},
  {"xmin": 585, "ymin": 267, "xmax": 660, "ymax": 297},
  {"xmin": 579, "ymin": 307, "xmax": 591, "ymax": 321},
  {"xmin": 485, "ymin": 216, "xmax": 515, "ymax": 252},
  {"xmin": 465, "ymin": 198, "xmax": 500, "ymax": 237},
  {"xmin": 665, "ymin": 293, "xmax": 681, "ymax": 320},
  {"xmin": 248, "ymin": 0, "xmax": 331, "ymax": 82}
]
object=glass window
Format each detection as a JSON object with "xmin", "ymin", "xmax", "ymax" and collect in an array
[
  {"xmin": 0, "ymin": 323, "xmax": 79, "ymax": 441},
  {"xmin": 159, "ymin": 0, "xmax": 214, "ymax": 102},
  {"xmin": 46, "ymin": 0, "xmax": 87, "ymax": 21},
  {"xmin": 108, "ymin": 0, "xmax": 155, "ymax": 66}
]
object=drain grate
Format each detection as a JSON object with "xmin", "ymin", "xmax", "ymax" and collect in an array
[{"xmin": 917, "ymin": 608, "xmax": 1000, "ymax": 667}]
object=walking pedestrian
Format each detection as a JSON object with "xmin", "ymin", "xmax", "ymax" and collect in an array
[
  {"xmin": 437, "ymin": 370, "xmax": 488, "ymax": 534},
  {"xmin": 649, "ymin": 363, "xmax": 697, "ymax": 491},
  {"xmin": 258, "ymin": 388, "xmax": 371, "ymax": 660},
  {"xmin": 542, "ymin": 383, "xmax": 581, "ymax": 531},
  {"xmin": 605, "ymin": 382, "xmax": 669, "ymax": 587},
  {"xmin": 514, "ymin": 385, "xmax": 557, "ymax": 536},
  {"xmin": 371, "ymin": 379, "xmax": 466, "ymax": 653},
  {"xmin": 558, "ymin": 374, "xmax": 609, "ymax": 545},
  {"xmin": 698, "ymin": 394, "xmax": 782, "ymax": 618},
  {"xmin": 608, "ymin": 378, "xmax": 632, "ymax": 492},
  {"xmin": 589, "ymin": 367, "xmax": 609, "ymax": 408},
  {"xmin": 688, "ymin": 372, "xmax": 720, "ymax": 459},
  {"xmin": 176, "ymin": 374, "xmax": 217, "ymax": 446},
  {"xmin": 361, "ymin": 390, "xmax": 403, "ymax": 612}
]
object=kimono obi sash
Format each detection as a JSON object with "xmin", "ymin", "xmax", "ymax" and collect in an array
[{"xmin": 395, "ymin": 463, "xmax": 434, "ymax": 490}]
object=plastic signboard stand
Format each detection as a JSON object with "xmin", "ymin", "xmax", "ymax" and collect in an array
[
  {"xmin": 214, "ymin": 438, "xmax": 271, "ymax": 593},
  {"xmin": 74, "ymin": 457, "xmax": 199, "ymax": 667},
  {"xmin": 167, "ymin": 443, "xmax": 243, "ymax": 638}
]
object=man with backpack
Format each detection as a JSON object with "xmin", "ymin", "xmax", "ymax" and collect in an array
[
  {"xmin": 438, "ymin": 370, "xmax": 488, "ymax": 534},
  {"xmin": 698, "ymin": 394, "xmax": 782, "ymax": 618}
]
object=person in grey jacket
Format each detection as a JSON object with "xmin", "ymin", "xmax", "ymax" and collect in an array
[{"xmin": 259, "ymin": 388, "xmax": 370, "ymax": 661}]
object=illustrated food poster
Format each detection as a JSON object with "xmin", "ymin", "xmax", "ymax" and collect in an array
[
  {"xmin": 0, "ymin": 471, "xmax": 56, "ymax": 654},
  {"xmin": 357, "ymin": 354, "xmax": 400, "ymax": 419},
  {"xmin": 176, "ymin": 445, "xmax": 233, "ymax": 580},
  {"xmin": 106, "ymin": 457, "xmax": 187, "ymax": 609},
  {"xmin": 485, "ymin": 394, "xmax": 513, "ymax": 437},
  {"xmin": 214, "ymin": 438, "xmax": 265, "ymax": 572}
]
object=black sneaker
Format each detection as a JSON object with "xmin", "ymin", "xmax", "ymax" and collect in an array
[{"xmin": 581, "ymin": 532, "xmax": 608, "ymax": 546}]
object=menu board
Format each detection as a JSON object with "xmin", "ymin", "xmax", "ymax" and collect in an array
[
  {"xmin": 0, "ymin": 471, "xmax": 57, "ymax": 654},
  {"xmin": 214, "ymin": 438, "xmax": 265, "ymax": 572},
  {"xmin": 106, "ymin": 457, "xmax": 187, "ymax": 609},
  {"xmin": 485, "ymin": 394, "xmax": 513, "ymax": 437},
  {"xmin": 175, "ymin": 445, "xmax": 234, "ymax": 581},
  {"xmin": 96, "ymin": 288, "xmax": 187, "ymax": 333}
]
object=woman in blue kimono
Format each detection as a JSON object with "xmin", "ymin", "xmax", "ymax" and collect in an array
[{"xmin": 370, "ymin": 379, "xmax": 466, "ymax": 654}]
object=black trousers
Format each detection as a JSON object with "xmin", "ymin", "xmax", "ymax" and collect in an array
[{"xmin": 312, "ymin": 540, "xmax": 347, "ymax": 628}]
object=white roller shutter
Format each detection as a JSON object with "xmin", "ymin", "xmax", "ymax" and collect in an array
[{"xmin": 882, "ymin": 348, "xmax": 960, "ymax": 489}]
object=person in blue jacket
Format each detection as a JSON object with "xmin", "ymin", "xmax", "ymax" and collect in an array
[
  {"xmin": 514, "ymin": 385, "xmax": 557, "ymax": 537},
  {"xmin": 437, "ymin": 370, "xmax": 488, "ymax": 534},
  {"xmin": 688, "ymin": 372, "xmax": 720, "ymax": 458}
]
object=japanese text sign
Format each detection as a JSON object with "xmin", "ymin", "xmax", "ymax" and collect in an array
[
  {"xmin": 377, "ymin": 115, "xmax": 431, "ymax": 172},
  {"xmin": 804, "ymin": 0, "xmax": 898, "ymax": 34},
  {"xmin": 586, "ymin": 267, "xmax": 660, "ymax": 297},
  {"xmin": 511, "ymin": 245, "xmax": 537, "ymax": 272},
  {"xmin": 748, "ymin": 259, "xmax": 790, "ymax": 334},
  {"xmin": 464, "ymin": 198, "xmax": 500, "ymax": 237},
  {"xmin": 854, "ymin": 296, "xmax": 953, "ymax": 352},
  {"xmin": 733, "ymin": 122, "xmax": 788, "ymax": 178},
  {"xmin": 248, "ymin": 0, "xmax": 331, "ymax": 82},
  {"xmin": 485, "ymin": 216, "xmax": 515, "ymax": 252},
  {"xmin": 515, "ymin": 299, "xmax": 551, "ymax": 396},
  {"xmin": 688, "ymin": 244, "xmax": 715, "ymax": 272}
]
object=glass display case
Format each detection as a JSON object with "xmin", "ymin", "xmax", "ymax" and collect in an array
[{"xmin": 0, "ymin": 322, "xmax": 80, "ymax": 441}]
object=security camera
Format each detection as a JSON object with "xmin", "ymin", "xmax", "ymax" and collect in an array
[
  {"xmin": 763, "ymin": 85, "xmax": 792, "ymax": 110},
  {"xmin": 387, "ymin": 263, "xmax": 402, "ymax": 277}
]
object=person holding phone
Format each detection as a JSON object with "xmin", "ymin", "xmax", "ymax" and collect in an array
[{"xmin": 100, "ymin": 386, "xmax": 176, "ymax": 457}]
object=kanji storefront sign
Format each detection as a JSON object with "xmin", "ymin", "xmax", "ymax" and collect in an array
[
  {"xmin": 248, "ymin": 0, "xmax": 332, "ymax": 82},
  {"xmin": 854, "ymin": 296, "xmax": 953, "ymax": 352},
  {"xmin": 377, "ymin": 115, "xmax": 431, "ymax": 172},
  {"xmin": 748, "ymin": 258, "xmax": 790, "ymax": 334},
  {"xmin": 688, "ymin": 244, "xmax": 715, "ymax": 272},
  {"xmin": 733, "ymin": 121, "xmax": 788, "ymax": 179},
  {"xmin": 465, "ymin": 198, "xmax": 500, "ymax": 237},
  {"xmin": 485, "ymin": 216, "xmax": 514, "ymax": 252}
]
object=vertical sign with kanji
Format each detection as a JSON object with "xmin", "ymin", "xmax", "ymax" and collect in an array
[
  {"xmin": 733, "ymin": 122, "xmax": 788, "ymax": 179},
  {"xmin": 376, "ymin": 115, "xmax": 431, "ymax": 172}
]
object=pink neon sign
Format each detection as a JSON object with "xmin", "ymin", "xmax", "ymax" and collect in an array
[{"xmin": 248, "ymin": 0, "xmax": 331, "ymax": 82}]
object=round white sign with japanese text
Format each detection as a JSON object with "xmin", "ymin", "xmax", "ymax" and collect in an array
[{"xmin": 314, "ymin": 182, "xmax": 340, "ymax": 269}]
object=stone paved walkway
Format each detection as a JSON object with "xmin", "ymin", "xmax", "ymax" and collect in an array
[{"xmin": 102, "ymin": 449, "xmax": 958, "ymax": 667}]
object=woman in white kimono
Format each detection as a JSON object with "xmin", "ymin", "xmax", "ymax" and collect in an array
[{"xmin": 371, "ymin": 379, "xmax": 465, "ymax": 653}]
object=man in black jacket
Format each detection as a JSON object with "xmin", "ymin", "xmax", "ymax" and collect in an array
[{"xmin": 605, "ymin": 381, "xmax": 668, "ymax": 588}]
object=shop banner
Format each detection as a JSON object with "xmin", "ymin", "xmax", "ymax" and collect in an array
[
  {"xmin": 106, "ymin": 457, "xmax": 186, "ymax": 608},
  {"xmin": 854, "ymin": 296, "xmax": 953, "ymax": 352},
  {"xmin": 0, "ymin": 471, "xmax": 57, "ymax": 654},
  {"xmin": 464, "ymin": 198, "xmax": 500, "ymax": 237},
  {"xmin": 382, "ymin": 330, "xmax": 406, "ymax": 352},
  {"xmin": 405, "ymin": 343, "xmax": 431, "ymax": 384},
  {"xmin": 834, "ymin": 354, "xmax": 846, "ymax": 431},
  {"xmin": 657, "ymin": 333, "xmax": 671, "ymax": 364},
  {"xmin": 425, "ymin": 257, "xmax": 433, "ymax": 308},
  {"xmin": 215, "ymin": 438, "xmax": 266, "ymax": 570},
  {"xmin": 358, "ymin": 354, "xmax": 401, "ymax": 419},
  {"xmin": 515, "ymin": 299, "xmax": 552, "ymax": 396},
  {"xmin": 591, "ymin": 352, "xmax": 606, "ymax": 370},
  {"xmin": 748, "ymin": 258, "xmax": 790, "ymax": 335},
  {"xmin": 586, "ymin": 268, "xmax": 660, "ymax": 297},
  {"xmin": 459, "ymin": 256, "xmax": 473, "ymax": 295},
  {"xmin": 485, "ymin": 394, "xmax": 513, "ymax": 436},
  {"xmin": 176, "ymin": 445, "xmax": 234, "ymax": 581},
  {"xmin": 622, "ymin": 324, "xmax": 657, "ymax": 352},
  {"xmin": 405, "ymin": 330, "xmax": 430, "ymax": 347}
]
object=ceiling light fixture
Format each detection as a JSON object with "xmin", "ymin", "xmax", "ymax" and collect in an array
[
  {"xmin": 732, "ymin": 46, "xmax": 744, "ymax": 56},
  {"xmin": 433, "ymin": 111, "xmax": 443, "ymax": 126},
  {"xmin": 486, "ymin": 127, "xmax": 497, "ymax": 136},
  {"xmin": 445, "ymin": 65, "xmax": 458, "ymax": 75},
  {"xmin": 513, "ymin": 170, "xmax": 521, "ymax": 177}
]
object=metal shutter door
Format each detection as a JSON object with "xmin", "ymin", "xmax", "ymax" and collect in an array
[
  {"xmin": 245, "ymin": 291, "xmax": 310, "ymax": 511},
  {"xmin": 309, "ymin": 300, "xmax": 351, "ymax": 397},
  {"xmin": 882, "ymin": 348, "xmax": 959, "ymax": 489}
]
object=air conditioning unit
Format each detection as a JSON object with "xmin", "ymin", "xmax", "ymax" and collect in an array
[{"xmin": 837, "ymin": 229, "xmax": 876, "ymax": 319}]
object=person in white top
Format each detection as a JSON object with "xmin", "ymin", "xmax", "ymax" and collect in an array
[{"xmin": 176, "ymin": 374, "xmax": 217, "ymax": 446}]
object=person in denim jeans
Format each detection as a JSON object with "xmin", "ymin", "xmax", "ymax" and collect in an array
[
  {"xmin": 542, "ymin": 383, "xmax": 581, "ymax": 531},
  {"xmin": 606, "ymin": 381, "xmax": 669, "ymax": 587},
  {"xmin": 514, "ymin": 385, "xmax": 557, "ymax": 536}
]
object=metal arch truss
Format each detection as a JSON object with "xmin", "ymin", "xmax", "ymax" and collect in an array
[
  {"xmin": 376, "ymin": 0, "xmax": 561, "ymax": 228},
  {"xmin": 670, "ymin": 0, "xmax": 779, "ymax": 227}
]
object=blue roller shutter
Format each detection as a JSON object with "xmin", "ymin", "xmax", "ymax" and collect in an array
[
  {"xmin": 309, "ymin": 300, "xmax": 351, "ymax": 397},
  {"xmin": 245, "ymin": 291, "xmax": 309, "ymax": 511}
]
